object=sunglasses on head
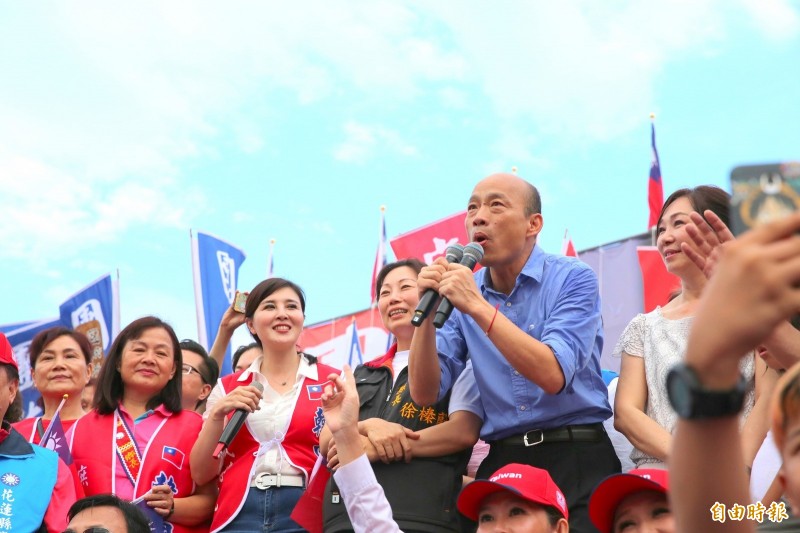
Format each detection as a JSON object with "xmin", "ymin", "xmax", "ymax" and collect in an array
[{"xmin": 62, "ymin": 529, "xmax": 111, "ymax": 533}]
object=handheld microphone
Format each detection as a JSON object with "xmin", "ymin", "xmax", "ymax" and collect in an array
[
  {"xmin": 432, "ymin": 242, "xmax": 485, "ymax": 329},
  {"xmin": 411, "ymin": 243, "xmax": 465, "ymax": 327},
  {"xmin": 213, "ymin": 381, "xmax": 265, "ymax": 459}
]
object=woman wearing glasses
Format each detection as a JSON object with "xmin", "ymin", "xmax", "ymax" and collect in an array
[
  {"xmin": 179, "ymin": 340, "xmax": 219, "ymax": 414},
  {"xmin": 13, "ymin": 326, "xmax": 94, "ymax": 444},
  {"xmin": 69, "ymin": 316, "xmax": 215, "ymax": 532},
  {"xmin": 191, "ymin": 278, "xmax": 339, "ymax": 533}
]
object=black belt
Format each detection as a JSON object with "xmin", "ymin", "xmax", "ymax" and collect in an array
[{"xmin": 491, "ymin": 423, "xmax": 605, "ymax": 447}]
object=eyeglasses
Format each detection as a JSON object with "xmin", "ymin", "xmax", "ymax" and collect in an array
[
  {"xmin": 182, "ymin": 363, "xmax": 208, "ymax": 384},
  {"xmin": 62, "ymin": 528, "xmax": 112, "ymax": 533}
]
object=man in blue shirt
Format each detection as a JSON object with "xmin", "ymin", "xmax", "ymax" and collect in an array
[{"xmin": 409, "ymin": 173, "xmax": 620, "ymax": 533}]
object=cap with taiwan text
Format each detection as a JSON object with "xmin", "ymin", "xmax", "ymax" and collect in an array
[
  {"xmin": 589, "ymin": 468, "xmax": 670, "ymax": 533},
  {"xmin": 457, "ymin": 463, "xmax": 568, "ymax": 521}
]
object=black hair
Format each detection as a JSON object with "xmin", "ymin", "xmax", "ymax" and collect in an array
[
  {"xmin": 232, "ymin": 342, "xmax": 261, "ymax": 371},
  {"xmin": 657, "ymin": 185, "xmax": 730, "ymax": 230},
  {"xmin": 66, "ymin": 493, "xmax": 150, "ymax": 533},
  {"xmin": 244, "ymin": 278, "xmax": 307, "ymax": 347},
  {"xmin": 94, "ymin": 316, "xmax": 183, "ymax": 415},
  {"xmin": 29, "ymin": 327, "xmax": 94, "ymax": 368},
  {"xmin": 375, "ymin": 258, "xmax": 426, "ymax": 301},
  {"xmin": 0, "ymin": 364, "xmax": 22, "ymax": 423}
]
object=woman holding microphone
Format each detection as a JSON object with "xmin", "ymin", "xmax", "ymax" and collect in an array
[{"xmin": 191, "ymin": 278, "xmax": 338, "ymax": 533}]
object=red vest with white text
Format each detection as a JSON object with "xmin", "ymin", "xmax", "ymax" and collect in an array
[
  {"xmin": 210, "ymin": 363, "xmax": 337, "ymax": 533},
  {"xmin": 71, "ymin": 409, "xmax": 208, "ymax": 533}
]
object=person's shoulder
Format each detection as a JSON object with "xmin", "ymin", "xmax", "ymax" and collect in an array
[{"xmin": 11, "ymin": 417, "xmax": 35, "ymax": 433}]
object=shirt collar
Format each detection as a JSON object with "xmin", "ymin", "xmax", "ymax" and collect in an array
[
  {"xmin": 118, "ymin": 402, "xmax": 173, "ymax": 421},
  {"xmin": 479, "ymin": 244, "xmax": 545, "ymax": 292},
  {"xmin": 237, "ymin": 353, "xmax": 318, "ymax": 382}
]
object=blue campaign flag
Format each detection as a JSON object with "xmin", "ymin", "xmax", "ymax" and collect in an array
[
  {"xmin": 191, "ymin": 230, "xmax": 246, "ymax": 376},
  {"xmin": 5, "ymin": 318, "xmax": 63, "ymax": 418},
  {"xmin": 0, "ymin": 321, "xmax": 38, "ymax": 334},
  {"xmin": 59, "ymin": 274, "xmax": 120, "ymax": 354}
]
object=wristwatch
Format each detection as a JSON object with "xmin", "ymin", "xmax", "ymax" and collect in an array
[{"xmin": 666, "ymin": 362, "xmax": 747, "ymax": 419}]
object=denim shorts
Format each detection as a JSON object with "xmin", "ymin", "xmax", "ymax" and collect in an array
[{"xmin": 220, "ymin": 486, "xmax": 305, "ymax": 533}]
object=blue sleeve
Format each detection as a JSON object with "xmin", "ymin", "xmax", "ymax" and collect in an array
[
  {"xmin": 434, "ymin": 311, "xmax": 468, "ymax": 402},
  {"xmin": 539, "ymin": 264, "xmax": 602, "ymax": 390}
]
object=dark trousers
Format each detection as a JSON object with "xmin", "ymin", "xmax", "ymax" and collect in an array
[{"xmin": 477, "ymin": 430, "xmax": 621, "ymax": 533}]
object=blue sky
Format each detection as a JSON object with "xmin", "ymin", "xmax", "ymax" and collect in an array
[{"xmin": 1, "ymin": 1, "xmax": 798, "ymax": 349}]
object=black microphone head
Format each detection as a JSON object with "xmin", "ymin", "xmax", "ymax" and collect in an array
[
  {"xmin": 460, "ymin": 242, "xmax": 484, "ymax": 269},
  {"xmin": 251, "ymin": 381, "xmax": 264, "ymax": 393},
  {"xmin": 444, "ymin": 243, "xmax": 465, "ymax": 263}
]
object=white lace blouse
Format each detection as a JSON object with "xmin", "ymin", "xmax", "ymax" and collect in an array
[{"xmin": 614, "ymin": 307, "xmax": 755, "ymax": 467}]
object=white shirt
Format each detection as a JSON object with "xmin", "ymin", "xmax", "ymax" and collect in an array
[
  {"xmin": 334, "ymin": 454, "xmax": 401, "ymax": 533},
  {"xmin": 205, "ymin": 355, "xmax": 317, "ymax": 478}
]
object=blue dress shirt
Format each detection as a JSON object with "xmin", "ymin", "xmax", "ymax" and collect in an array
[{"xmin": 435, "ymin": 245, "xmax": 612, "ymax": 440}]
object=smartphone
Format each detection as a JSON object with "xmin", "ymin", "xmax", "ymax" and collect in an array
[
  {"xmin": 730, "ymin": 162, "xmax": 800, "ymax": 236},
  {"xmin": 233, "ymin": 291, "xmax": 249, "ymax": 313}
]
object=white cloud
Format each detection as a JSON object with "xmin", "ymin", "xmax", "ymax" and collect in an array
[
  {"xmin": 739, "ymin": 0, "xmax": 800, "ymax": 42},
  {"xmin": 333, "ymin": 121, "xmax": 419, "ymax": 164},
  {"xmin": 0, "ymin": 0, "xmax": 793, "ymax": 269},
  {"xmin": 420, "ymin": 1, "xmax": 729, "ymax": 142}
]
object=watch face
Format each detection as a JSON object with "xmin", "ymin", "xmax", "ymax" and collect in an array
[{"xmin": 666, "ymin": 367, "xmax": 691, "ymax": 418}]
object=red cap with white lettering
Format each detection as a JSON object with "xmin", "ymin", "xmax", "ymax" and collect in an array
[
  {"xmin": 0, "ymin": 333, "xmax": 18, "ymax": 372},
  {"xmin": 457, "ymin": 463, "xmax": 568, "ymax": 521},
  {"xmin": 589, "ymin": 468, "xmax": 670, "ymax": 533}
]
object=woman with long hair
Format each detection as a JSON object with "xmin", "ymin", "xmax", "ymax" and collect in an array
[
  {"xmin": 614, "ymin": 186, "xmax": 764, "ymax": 468},
  {"xmin": 13, "ymin": 327, "xmax": 93, "ymax": 443},
  {"xmin": 190, "ymin": 278, "xmax": 339, "ymax": 532},
  {"xmin": 69, "ymin": 316, "xmax": 215, "ymax": 532}
]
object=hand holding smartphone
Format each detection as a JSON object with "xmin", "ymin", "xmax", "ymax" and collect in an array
[{"xmin": 233, "ymin": 291, "xmax": 249, "ymax": 313}]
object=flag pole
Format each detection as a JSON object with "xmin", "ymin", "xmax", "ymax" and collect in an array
[
  {"xmin": 39, "ymin": 394, "xmax": 68, "ymax": 443},
  {"xmin": 267, "ymin": 238, "xmax": 276, "ymax": 278}
]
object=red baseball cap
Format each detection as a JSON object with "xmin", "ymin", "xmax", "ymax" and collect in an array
[
  {"xmin": 589, "ymin": 468, "xmax": 670, "ymax": 533},
  {"xmin": 457, "ymin": 463, "xmax": 568, "ymax": 521},
  {"xmin": 0, "ymin": 333, "xmax": 18, "ymax": 372}
]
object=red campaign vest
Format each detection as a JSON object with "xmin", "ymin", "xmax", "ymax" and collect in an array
[
  {"xmin": 211, "ymin": 362, "xmax": 338, "ymax": 533},
  {"xmin": 71, "ymin": 409, "xmax": 208, "ymax": 533}
]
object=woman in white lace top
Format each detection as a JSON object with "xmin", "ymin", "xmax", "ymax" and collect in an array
[{"xmin": 613, "ymin": 186, "xmax": 764, "ymax": 469}]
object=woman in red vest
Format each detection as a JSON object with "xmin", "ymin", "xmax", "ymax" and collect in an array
[
  {"xmin": 70, "ymin": 316, "xmax": 216, "ymax": 533},
  {"xmin": 191, "ymin": 278, "xmax": 338, "ymax": 533},
  {"xmin": 13, "ymin": 327, "xmax": 93, "ymax": 443}
]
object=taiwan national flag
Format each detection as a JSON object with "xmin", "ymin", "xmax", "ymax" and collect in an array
[
  {"xmin": 648, "ymin": 121, "xmax": 664, "ymax": 230},
  {"xmin": 307, "ymin": 383, "xmax": 329, "ymax": 401},
  {"xmin": 161, "ymin": 446, "xmax": 185, "ymax": 470},
  {"xmin": 39, "ymin": 411, "xmax": 73, "ymax": 466}
]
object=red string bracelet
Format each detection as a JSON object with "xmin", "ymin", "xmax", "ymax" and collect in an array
[{"xmin": 485, "ymin": 303, "xmax": 501, "ymax": 336}]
